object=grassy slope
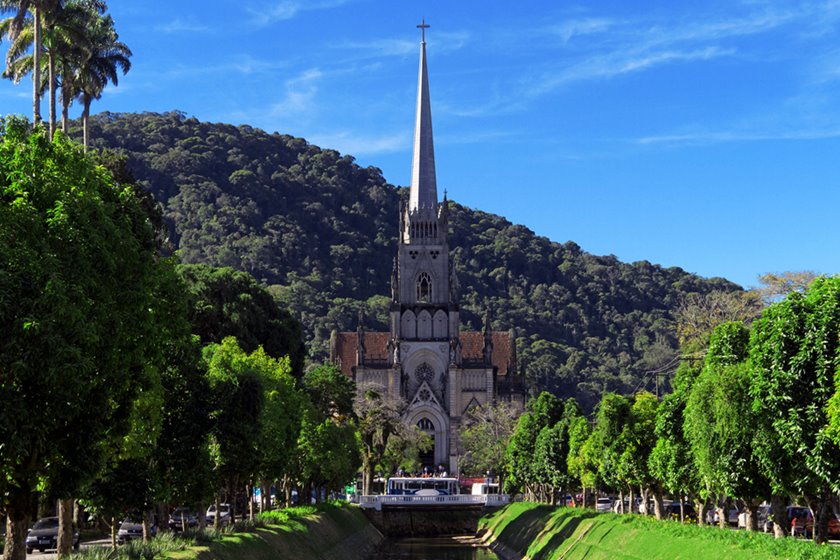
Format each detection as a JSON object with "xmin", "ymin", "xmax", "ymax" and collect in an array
[
  {"xmin": 167, "ymin": 505, "xmax": 381, "ymax": 560},
  {"xmin": 479, "ymin": 503, "xmax": 840, "ymax": 560}
]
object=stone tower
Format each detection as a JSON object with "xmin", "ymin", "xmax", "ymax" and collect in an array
[
  {"xmin": 389, "ymin": 21, "xmax": 459, "ymax": 467},
  {"xmin": 330, "ymin": 23, "xmax": 525, "ymax": 474}
]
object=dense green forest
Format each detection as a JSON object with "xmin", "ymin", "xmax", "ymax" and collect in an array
[{"xmin": 88, "ymin": 111, "xmax": 739, "ymax": 410}]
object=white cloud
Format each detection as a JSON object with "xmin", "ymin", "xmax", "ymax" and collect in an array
[
  {"xmin": 635, "ymin": 127, "xmax": 840, "ymax": 146},
  {"xmin": 270, "ymin": 68, "xmax": 323, "ymax": 118},
  {"xmin": 155, "ymin": 18, "xmax": 210, "ymax": 34},
  {"xmin": 309, "ymin": 130, "xmax": 409, "ymax": 155},
  {"xmin": 546, "ymin": 18, "xmax": 614, "ymax": 43},
  {"xmin": 248, "ymin": 0, "xmax": 353, "ymax": 26},
  {"xmin": 338, "ymin": 31, "xmax": 470, "ymax": 58},
  {"xmin": 526, "ymin": 46, "xmax": 735, "ymax": 97}
]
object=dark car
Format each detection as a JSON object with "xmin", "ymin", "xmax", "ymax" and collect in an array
[
  {"xmin": 168, "ymin": 508, "xmax": 198, "ymax": 532},
  {"xmin": 117, "ymin": 519, "xmax": 156, "ymax": 544},
  {"xmin": 664, "ymin": 503, "xmax": 697, "ymax": 522},
  {"xmin": 25, "ymin": 517, "xmax": 80, "ymax": 554}
]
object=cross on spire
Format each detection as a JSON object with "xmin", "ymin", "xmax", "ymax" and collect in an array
[{"xmin": 417, "ymin": 19, "xmax": 430, "ymax": 42}]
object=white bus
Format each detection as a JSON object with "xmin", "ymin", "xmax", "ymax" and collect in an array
[{"xmin": 386, "ymin": 477, "xmax": 460, "ymax": 496}]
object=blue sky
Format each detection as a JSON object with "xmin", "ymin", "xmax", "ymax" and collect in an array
[{"xmin": 2, "ymin": 0, "xmax": 839, "ymax": 288}]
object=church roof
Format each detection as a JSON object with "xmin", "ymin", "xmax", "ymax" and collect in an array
[
  {"xmin": 409, "ymin": 25, "xmax": 438, "ymax": 211},
  {"xmin": 331, "ymin": 330, "xmax": 516, "ymax": 378}
]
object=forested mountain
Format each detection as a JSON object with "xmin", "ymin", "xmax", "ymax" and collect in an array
[{"xmin": 88, "ymin": 111, "xmax": 740, "ymax": 410}]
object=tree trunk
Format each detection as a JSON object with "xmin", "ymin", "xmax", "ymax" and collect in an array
[
  {"xmin": 32, "ymin": 7, "xmax": 41, "ymax": 126},
  {"xmin": 640, "ymin": 487, "xmax": 650, "ymax": 515},
  {"xmin": 247, "ymin": 482, "xmax": 254, "ymax": 521},
  {"xmin": 142, "ymin": 510, "xmax": 152, "ymax": 544},
  {"xmin": 61, "ymin": 87, "xmax": 70, "ymax": 133},
  {"xmin": 214, "ymin": 494, "xmax": 221, "ymax": 530},
  {"xmin": 652, "ymin": 492, "xmax": 664, "ymax": 520},
  {"xmin": 694, "ymin": 497, "xmax": 708, "ymax": 527},
  {"xmin": 679, "ymin": 501, "xmax": 685, "ymax": 523},
  {"xmin": 3, "ymin": 502, "xmax": 29, "ymax": 560},
  {"xmin": 770, "ymin": 494, "xmax": 789, "ymax": 538},
  {"xmin": 82, "ymin": 96, "xmax": 91, "ymax": 152},
  {"xmin": 48, "ymin": 51, "xmax": 56, "ymax": 139},
  {"xmin": 809, "ymin": 489, "xmax": 833, "ymax": 544},
  {"xmin": 717, "ymin": 505, "xmax": 727, "ymax": 529},
  {"xmin": 157, "ymin": 503, "xmax": 169, "ymax": 534},
  {"xmin": 628, "ymin": 487, "xmax": 635, "ymax": 514},
  {"xmin": 56, "ymin": 498, "xmax": 74, "ymax": 558},
  {"xmin": 73, "ymin": 500, "xmax": 81, "ymax": 528},
  {"xmin": 110, "ymin": 517, "xmax": 117, "ymax": 550},
  {"xmin": 618, "ymin": 490, "xmax": 625, "ymax": 514},
  {"xmin": 363, "ymin": 461, "xmax": 374, "ymax": 496},
  {"xmin": 197, "ymin": 501, "xmax": 207, "ymax": 531},
  {"xmin": 743, "ymin": 499, "xmax": 759, "ymax": 531}
]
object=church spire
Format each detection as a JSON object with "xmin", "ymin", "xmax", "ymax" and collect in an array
[{"xmin": 409, "ymin": 20, "xmax": 438, "ymax": 211}]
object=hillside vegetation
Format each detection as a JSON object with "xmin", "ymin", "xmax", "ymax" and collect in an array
[{"xmin": 88, "ymin": 111, "xmax": 739, "ymax": 410}]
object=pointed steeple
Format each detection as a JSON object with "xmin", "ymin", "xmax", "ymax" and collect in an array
[{"xmin": 409, "ymin": 20, "xmax": 438, "ymax": 211}]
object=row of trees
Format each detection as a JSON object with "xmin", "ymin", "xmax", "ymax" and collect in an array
[
  {"xmin": 501, "ymin": 276, "xmax": 840, "ymax": 544},
  {"xmin": 0, "ymin": 120, "xmax": 437, "ymax": 560},
  {"xmin": 0, "ymin": 0, "xmax": 130, "ymax": 148}
]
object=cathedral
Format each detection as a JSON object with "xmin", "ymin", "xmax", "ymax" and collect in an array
[{"xmin": 330, "ymin": 24, "xmax": 525, "ymax": 475}]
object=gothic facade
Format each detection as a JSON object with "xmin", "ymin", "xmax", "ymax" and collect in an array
[{"xmin": 330, "ymin": 26, "xmax": 525, "ymax": 474}]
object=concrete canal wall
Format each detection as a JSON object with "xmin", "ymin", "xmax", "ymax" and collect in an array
[{"xmin": 361, "ymin": 505, "xmax": 488, "ymax": 537}]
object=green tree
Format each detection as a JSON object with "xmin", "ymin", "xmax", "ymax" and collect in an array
[
  {"xmin": 71, "ymin": 9, "xmax": 129, "ymax": 150},
  {"xmin": 0, "ymin": 0, "xmax": 54, "ymax": 125},
  {"xmin": 302, "ymin": 363, "xmax": 355, "ymax": 420},
  {"xmin": 459, "ymin": 401, "xmax": 518, "ymax": 482},
  {"xmin": 504, "ymin": 392, "xmax": 563, "ymax": 498},
  {"xmin": 178, "ymin": 263, "xmax": 305, "ymax": 376},
  {"xmin": 532, "ymin": 400, "xmax": 581, "ymax": 504},
  {"xmin": 0, "ymin": 118, "xmax": 189, "ymax": 560},
  {"xmin": 648, "ymin": 390, "xmax": 697, "ymax": 521},
  {"xmin": 354, "ymin": 385, "xmax": 405, "ymax": 495},
  {"xmin": 615, "ymin": 392, "xmax": 658, "ymax": 514},
  {"xmin": 750, "ymin": 277, "xmax": 840, "ymax": 543},
  {"xmin": 685, "ymin": 322, "xmax": 769, "ymax": 529},
  {"xmin": 588, "ymin": 393, "xmax": 632, "ymax": 497},
  {"xmin": 253, "ymin": 351, "xmax": 301, "ymax": 513},
  {"xmin": 567, "ymin": 413, "xmax": 595, "ymax": 506},
  {"xmin": 204, "ymin": 337, "xmax": 264, "ymax": 524},
  {"xmin": 298, "ymin": 363, "xmax": 358, "ymax": 505}
]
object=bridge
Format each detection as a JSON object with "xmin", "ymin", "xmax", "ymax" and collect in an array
[
  {"xmin": 359, "ymin": 493, "xmax": 509, "ymax": 511},
  {"xmin": 357, "ymin": 494, "xmax": 510, "ymax": 536}
]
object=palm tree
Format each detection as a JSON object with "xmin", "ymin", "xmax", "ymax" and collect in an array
[
  {"xmin": 2, "ymin": 0, "xmax": 100, "ymax": 137},
  {"xmin": 0, "ymin": 0, "xmax": 61, "ymax": 126},
  {"xmin": 75, "ymin": 11, "xmax": 130, "ymax": 151}
]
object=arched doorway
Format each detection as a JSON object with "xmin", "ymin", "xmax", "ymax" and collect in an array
[{"xmin": 417, "ymin": 417, "xmax": 435, "ymax": 468}]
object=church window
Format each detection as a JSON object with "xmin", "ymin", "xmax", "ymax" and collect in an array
[
  {"xmin": 415, "ymin": 363, "xmax": 435, "ymax": 384},
  {"xmin": 417, "ymin": 272, "xmax": 431, "ymax": 302},
  {"xmin": 418, "ymin": 418, "xmax": 434, "ymax": 431}
]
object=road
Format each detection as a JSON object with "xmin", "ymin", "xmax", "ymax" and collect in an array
[{"xmin": 25, "ymin": 538, "xmax": 112, "ymax": 559}]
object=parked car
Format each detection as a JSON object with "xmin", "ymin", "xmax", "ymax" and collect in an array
[
  {"xmin": 663, "ymin": 502, "xmax": 697, "ymax": 522},
  {"xmin": 706, "ymin": 507, "xmax": 740, "ymax": 526},
  {"xmin": 738, "ymin": 505, "xmax": 772, "ymax": 532},
  {"xmin": 168, "ymin": 508, "xmax": 199, "ymax": 532},
  {"xmin": 117, "ymin": 519, "xmax": 156, "ymax": 544},
  {"xmin": 206, "ymin": 503, "xmax": 231, "ymax": 526},
  {"xmin": 595, "ymin": 497, "xmax": 613, "ymax": 512},
  {"xmin": 25, "ymin": 517, "xmax": 80, "ymax": 554}
]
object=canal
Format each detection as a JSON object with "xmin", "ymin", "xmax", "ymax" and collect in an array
[{"xmin": 372, "ymin": 537, "xmax": 499, "ymax": 559}]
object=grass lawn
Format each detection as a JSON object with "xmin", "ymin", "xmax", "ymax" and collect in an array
[{"xmin": 479, "ymin": 502, "xmax": 840, "ymax": 560}]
